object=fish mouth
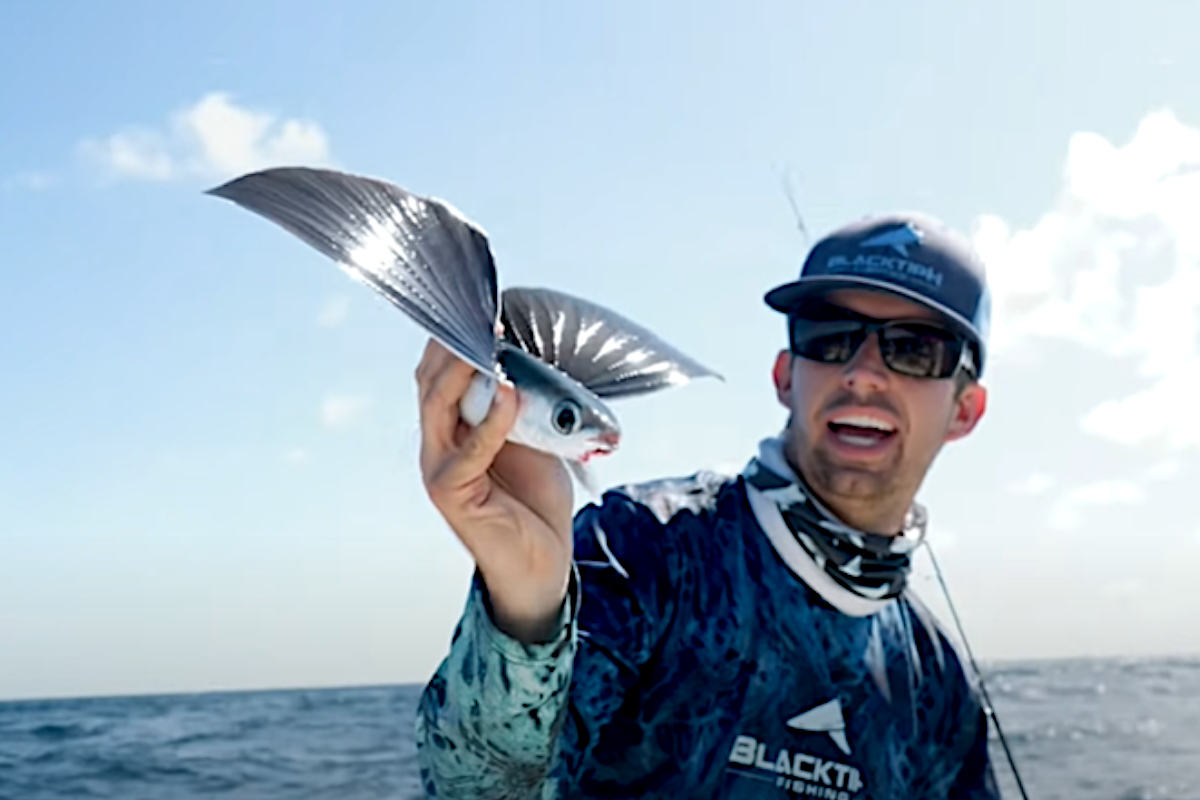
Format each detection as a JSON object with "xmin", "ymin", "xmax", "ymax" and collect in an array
[{"xmin": 580, "ymin": 432, "xmax": 620, "ymax": 463}]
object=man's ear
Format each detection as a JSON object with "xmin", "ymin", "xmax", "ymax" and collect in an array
[
  {"xmin": 946, "ymin": 380, "xmax": 988, "ymax": 442},
  {"xmin": 772, "ymin": 349, "xmax": 794, "ymax": 409}
]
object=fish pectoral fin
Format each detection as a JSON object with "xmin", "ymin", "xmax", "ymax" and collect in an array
[
  {"xmin": 207, "ymin": 166, "xmax": 500, "ymax": 375},
  {"xmin": 499, "ymin": 286, "xmax": 722, "ymax": 400}
]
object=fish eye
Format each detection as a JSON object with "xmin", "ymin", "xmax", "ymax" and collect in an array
[{"xmin": 551, "ymin": 399, "xmax": 582, "ymax": 435}]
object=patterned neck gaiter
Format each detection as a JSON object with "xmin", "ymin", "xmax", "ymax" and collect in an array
[{"xmin": 741, "ymin": 435, "xmax": 927, "ymax": 601}]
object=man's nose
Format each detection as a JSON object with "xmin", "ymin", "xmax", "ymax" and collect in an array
[{"xmin": 841, "ymin": 332, "xmax": 890, "ymax": 393}]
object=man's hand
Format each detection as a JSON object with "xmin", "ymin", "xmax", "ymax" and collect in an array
[{"xmin": 416, "ymin": 339, "xmax": 575, "ymax": 643}]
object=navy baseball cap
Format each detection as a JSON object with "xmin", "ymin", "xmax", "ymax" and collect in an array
[{"xmin": 764, "ymin": 211, "xmax": 992, "ymax": 376}]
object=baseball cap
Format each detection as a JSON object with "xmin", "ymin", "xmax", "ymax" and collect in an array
[{"xmin": 764, "ymin": 211, "xmax": 992, "ymax": 377}]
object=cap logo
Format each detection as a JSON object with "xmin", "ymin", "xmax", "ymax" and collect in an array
[{"xmin": 858, "ymin": 222, "xmax": 924, "ymax": 257}]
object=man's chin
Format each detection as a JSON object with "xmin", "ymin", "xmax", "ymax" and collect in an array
[{"xmin": 809, "ymin": 452, "xmax": 899, "ymax": 500}]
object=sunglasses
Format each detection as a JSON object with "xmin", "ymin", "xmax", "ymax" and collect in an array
[{"xmin": 788, "ymin": 303, "xmax": 975, "ymax": 380}]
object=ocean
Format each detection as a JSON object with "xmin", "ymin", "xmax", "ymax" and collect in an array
[{"xmin": 1, "ymin": 656, "xmax": 1197, "ymax": 800}]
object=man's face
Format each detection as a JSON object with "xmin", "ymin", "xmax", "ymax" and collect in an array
[{"xmin": 771, "ymin": 288, "xmax": 988, "ymax": 532}]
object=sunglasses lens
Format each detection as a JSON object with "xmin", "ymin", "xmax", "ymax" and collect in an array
[
  {"xmin": 790, "ymin": 311, "xmax": 966, "ymax": 379},
  {"xmin": 880, "ymin": 325, "xmax": 962, "ymax": 378},
  {"xmin": 789, "ymin": 318, "xmax": 865, "ymax": 363}
]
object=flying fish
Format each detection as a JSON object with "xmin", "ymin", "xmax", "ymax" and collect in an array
[{"xmin": 206, "ymin": 166, "xmax": 720, "ymax": 485}]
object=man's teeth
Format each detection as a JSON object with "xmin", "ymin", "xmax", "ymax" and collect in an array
[{"xmin": 830, "ymin": 415, "xmax": 895, "ymax": 433}]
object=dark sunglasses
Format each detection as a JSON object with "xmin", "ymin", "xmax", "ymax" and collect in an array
[{"xmin": 788, "ymin": 303, "xmax": 975, "ymax": 380}]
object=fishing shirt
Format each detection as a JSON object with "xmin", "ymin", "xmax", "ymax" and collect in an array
[{"xmin": 414, "ymin": 470, "xmax": 1001, "ymax": 799}]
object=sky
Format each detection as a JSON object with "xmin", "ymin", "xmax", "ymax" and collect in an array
[{"xmin": 2, "ymin": 0, "xmax": 1200, "ymax": 701}]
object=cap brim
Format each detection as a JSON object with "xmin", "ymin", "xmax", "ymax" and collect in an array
[{"xmin": 765, "ymin": 276, "xmax": 980, "ymax": 343}]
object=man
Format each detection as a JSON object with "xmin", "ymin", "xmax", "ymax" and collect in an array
[{"xmin": 413, "ymin": 211, "xmax": 1001, "ymax": 799}]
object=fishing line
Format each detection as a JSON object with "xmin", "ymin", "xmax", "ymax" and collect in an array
[
  {"xmin": 778, "ymin": 167, "xmax": 810, "ymax": 247},
  {"xmin": 926, "ymin": 542, "xmax": 1032, "ymax": 800}
]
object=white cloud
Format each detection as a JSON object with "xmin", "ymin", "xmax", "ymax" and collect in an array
[
  {"xmin": 78, "ymin": 92, "xmax": 332, "ymax": 183},
  {"xmin": 1145, "ymin": 459, "xmax": 1182, "ymax": 482},
  {"xmin": 321, "ymin": 394, "xmax": 373, "ymax": 429},
  {"xmin": 3, "ymin": 171, "xmax": 57, "ymax": 191},
  {"xmin": 927, "ymin": 527, "xmax": 958, "ymax": 552},
  {"xmin": 80, "ymin": 129, "xmax": 175, "ymax": 180},
  {"xmin": 1046, "ymin": 478, "xmax": 1146, "ymax": 530},
  {"xmin": 972, "ymin": 109, "xmax": 1200, "ymax": 450},
  {"xmin": 1103, "ymin": 579, "xmax": 1142, "ymax": 598},
  {"xmin": 1080, "ymin": 359, "xmax": 1200, "ymax": 450},
  {"xmin": 317, "ymin": 296, "xmax": 351, "ymax": 328},
  {"xmin": 1008, "ymin": 472, "xmax": 1057, "ymax": 496}
]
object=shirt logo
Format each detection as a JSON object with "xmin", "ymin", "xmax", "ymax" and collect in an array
[
  {"xmin": 786, "ymin": 698, "xmax": 852, "ymax": 756},
  {"xmin": 726, "ymin": 696, "xmax": 864, "ymax": 797}
]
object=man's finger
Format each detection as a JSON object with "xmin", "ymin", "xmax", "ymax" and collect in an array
[
  {"xmin": 418, "ymin": 355, "xmax": 482, "ymax": 452},
  {"xmin": 415, "ymin": 339, "xmax": 462, "ymax": 399},
  {"xmin": 415, "ymin": 339, "xmax": 446, "ymax": 387},
  {"xmin": 435, "ymin": 382, "xmax": 520, "ymax": 490}
]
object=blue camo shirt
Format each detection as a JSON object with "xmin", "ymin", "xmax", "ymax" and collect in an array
[{"xmin": 415, "ymin": 471, "xmax": 1001, "ymax": 799}]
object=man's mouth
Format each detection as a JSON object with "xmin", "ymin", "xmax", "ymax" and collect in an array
[{"xmin": 827, "ymin": 413, "xmax": 897, "ymax": 449}]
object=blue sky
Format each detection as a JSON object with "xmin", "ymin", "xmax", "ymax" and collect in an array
[{"xmin": 3, "ymin": 0, "xmax": 1200, "ymax": 700}]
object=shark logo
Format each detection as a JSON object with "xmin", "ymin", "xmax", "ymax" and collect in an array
[
  {"xmin": 786, "ymin": 698, "xmax": 851, "ymax": 755},
  {"xmin": 859, "ymin": 223, "xmax": 923, "ymax": 257},
  {"xmin": 727, "ymin": 700, "xmax": 864, "ymax": 795}
]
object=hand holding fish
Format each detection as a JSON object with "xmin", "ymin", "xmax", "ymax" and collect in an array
[
  {"xmin": 206, "ymin": 165, "xmax": 721, "ymax": 641},
  {"xmin": 416, "ymin": 338, "xmax": 575, "ymax": 643}
]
